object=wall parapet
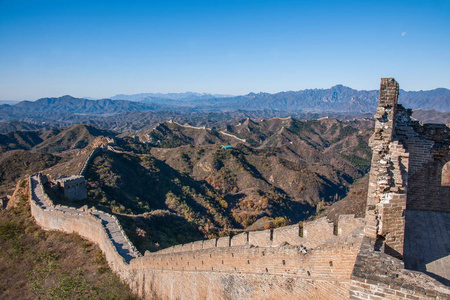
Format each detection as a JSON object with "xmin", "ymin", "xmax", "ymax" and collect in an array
[
  {"xmin": 133, "ymin": 243, "xmax": 359, "ymax": 278},
  {"xmin": 153, "ymin": 215, "xmax": 364, "ymax": 255}
]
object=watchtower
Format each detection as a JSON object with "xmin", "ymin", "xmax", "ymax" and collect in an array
[{"xmin": 364, "ymin": 78, "xmax": 450, "ymax": 283}]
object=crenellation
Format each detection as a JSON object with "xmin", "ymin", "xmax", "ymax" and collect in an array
[
  {"xmin": 230, "ymin": 231, "xmax": 248, "ymax": 246},
  {"xmin": 248, "ymin": 228, "xmax": 272, "ymax": 246},
  {"xmin": 272, "ymin": 223, "xmax": 301, "ymax": 245},
  {"xmin": 192, "ymin": 240, "xmax": 204, "ymax": 250},
  {"xmin": 217, "ymin": 235, "xmax": 231, "ymax": 248},
  {"xmin": 154, "ymin": 214, "xmax": 365, "ymax": 259},
  {"xmin": 202, "ymin": 238, "xmax": 217, "ymax": 249}
]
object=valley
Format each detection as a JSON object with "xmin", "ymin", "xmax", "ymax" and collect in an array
[{"xmin": 0, "ymin": 116, "xmax": 373, "ymax": 253}]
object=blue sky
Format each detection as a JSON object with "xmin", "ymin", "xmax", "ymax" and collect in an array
[{"xmin": 1, "ymin": 0, "xmax": 449, "ymax": 100}]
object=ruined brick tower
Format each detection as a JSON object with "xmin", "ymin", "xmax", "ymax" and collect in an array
[
  {"xmin": 363, "ymin": 78, "xmax": 450, "ymax": 283},
  {"xmin": 364, "ymin": 78, "xmax": 408, "ymax": 258}
]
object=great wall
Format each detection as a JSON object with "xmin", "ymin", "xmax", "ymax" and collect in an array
[{"xmin": 26, "ymin": 78, "xmax": 450, "ymax": 299}]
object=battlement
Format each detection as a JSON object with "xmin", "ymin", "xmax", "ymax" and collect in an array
[
  {"xmin": 55, "ymin": 174, "xmax": 84, "ymax": 184},
  {"xmin": 155, "ymin": 215, "xmax": 364, "ymax": 255}
]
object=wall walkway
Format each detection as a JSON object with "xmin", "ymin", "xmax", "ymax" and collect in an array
[
  {"xmin": 404, "ymin": 210, "xmax": 450, "ymax": 285},
  {"xmin": 79, "ymin": 147, "xmax": 100, "ymax": 175}
]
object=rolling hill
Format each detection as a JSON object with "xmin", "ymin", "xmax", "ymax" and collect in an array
[{"xmin": 0, "ymin": 124, "xmax": 118, "ymax": 196}]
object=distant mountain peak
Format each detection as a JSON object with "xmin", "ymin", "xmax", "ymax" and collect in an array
[
  {"xmin": 109, "ymin": 92, "xmax": 233, "ymax": 102},
  {"xmin": 330, "ymin": 84, "xmax": 354, "ymax": 91},
  {"xmin": 246, "ymin": 92, "xmax": 270, "ymax": 97}
]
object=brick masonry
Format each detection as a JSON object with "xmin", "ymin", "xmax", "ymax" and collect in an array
[
  {"xmin": 351, "ymin": 78, "xmax": 450, "ymax": 299},
  {"xmin": 364, "ymin": 78, "xmax": 409, "ymax": 259}
]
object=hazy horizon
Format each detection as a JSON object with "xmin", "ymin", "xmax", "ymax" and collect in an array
[{"xmin": 2, "ymin": 84, "xmax": 450, "ymax": 103}]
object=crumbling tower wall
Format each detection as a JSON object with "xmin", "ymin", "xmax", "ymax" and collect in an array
[
  {"xmin": 364, "ymin": 78, "xmax": 409, "ymax": 259},
  {"xmin": 352, "ymin": 78, "xmax": 450, "ymax": 299},
  {"xmin": 364, "ymin": 77, "xmax": 450, "ymax": 261},
  {"xmin": 395, "ymin": 113, "xmax": 450, "ymax": 212}
]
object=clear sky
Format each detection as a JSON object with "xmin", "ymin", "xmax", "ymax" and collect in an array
[{"xmin": 1, "ymin": 0, "xmax": 449, "ymax": 100}]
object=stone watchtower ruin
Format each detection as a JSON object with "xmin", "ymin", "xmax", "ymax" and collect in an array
[
  {"xmin": 363, "ymin": 78, "xmax": 450, "ymax": 283},
  {"xmin": 54, "ymin": 175, "xmax": 88, "ymax": 201}
]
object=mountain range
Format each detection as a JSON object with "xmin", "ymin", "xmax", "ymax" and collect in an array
[
  {"xmin": 0, "ymin": 85, "xmax": 448, "ymax": 128},
  {"xmin": 108, "ymin": 85, "xmax": 450, "ymax": 112}
]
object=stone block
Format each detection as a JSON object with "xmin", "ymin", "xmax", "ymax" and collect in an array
[
  {"xmin": 217, "ymin": 236, "xmax": 230, "ymax": 248},
  {"xmin": 181, "ymin": 242, "xmax": 193, "ymax": 252},
  {"xmin": 337, "ymin": 215, "xmax": 364, "ymax": 237},
  {"xmin": 248, "ymin": 229, "xmax": 271, "ymax": 247},
  {"xmin": 272, "ymin": 224, "xmax": 302, "ymax": 246},
  {"xmin": 192, "ymin": 240, "xmax": 204, "ymax": 250},
  {"xmin": 173, "ymin": 244, "xmax": 183, "ymax": 253},
  {"xmin": 202, "ymin": 238, "xmax": 217, "ymax": 249},
  {"xmin": 230, "ymin": 232, "xmax": 248, "ymax": 247}
]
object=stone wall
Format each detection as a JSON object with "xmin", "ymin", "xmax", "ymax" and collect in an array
[
  {"xmin": 79, "ymin": 147, "xmax": 100, "ymax": 175},
  {"xmin": 351, "ymin": 78, "xmax": 450, "ymax": 299},
  {"xmin": 395, "ymin": 115, "xmax": 450, "ymax": 212},
  {"xmin": 29, "ymin": 174, "xmax": 136, "ymax": 278},
  {"xmin": 28, "ymin": 173, "xmax": 368, "ymax": 299},
  {"xmin": 130, "ymin": 243, "xmax": 361, "ymax": 300},
  {"xmin": 363, "ymin": 76, "xmax": 450, "ymax": 226},
  {"xmin": 156, "ymin": 216, "xmax": 364, "ymax": 255},
  {"xmin": 30, "ymin": 200, "xmax": 129, "ymax": 275}
]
